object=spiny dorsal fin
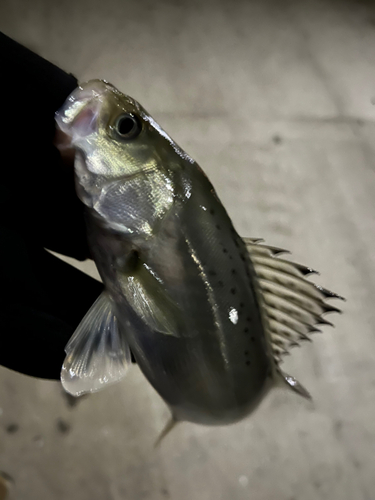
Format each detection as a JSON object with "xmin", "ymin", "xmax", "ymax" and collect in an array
[
  {"xmin": 244, "ymin": 239, "xmax": 290, "ymax": 257},
  {"xmin": 259, "ymin": 279, "xmax": 341, "ymax": 316},
  {"xmin": 252, "ymin": 255, "xmax": 318, "ymax": 278},
  {"xmin": 245, "ymin": 238, "xmax": 344, "ymax": 364}
]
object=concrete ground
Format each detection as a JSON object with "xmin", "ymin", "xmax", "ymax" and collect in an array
[{"xmin": 1, "ymin": 0, "xmax": 375, "ymax": 498}]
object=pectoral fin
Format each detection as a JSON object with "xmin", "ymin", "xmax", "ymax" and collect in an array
[
  {"xmin": 123, "ymin": 258, "xmax": 184, "ymax": 337},
  {"xmin": 61, "ymin": 292, "xmax": 131, "ymax": 396}
]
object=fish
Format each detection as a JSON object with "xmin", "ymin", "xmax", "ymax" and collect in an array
[{"xmin": 55, "ymin": 79, "xmax": 344, "ymax": 435}]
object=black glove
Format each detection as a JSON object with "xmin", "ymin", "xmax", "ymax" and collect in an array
[{"xmin": 0, "ymin": 32, "xmax": 104, "ymax": 380}]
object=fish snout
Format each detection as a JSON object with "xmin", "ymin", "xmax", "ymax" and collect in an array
[{"xmin": 55, "ymin": 80, "xmax": 111, "ymax": 141}]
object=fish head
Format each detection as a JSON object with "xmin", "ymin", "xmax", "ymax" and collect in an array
[{"xmin": 55, "ymin": 79, "xmax": 193, "ymax": 205}]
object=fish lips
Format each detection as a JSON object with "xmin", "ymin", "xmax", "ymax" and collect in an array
[{"xmin": 55, "ymin": 80, "xmax": 111, "ymax": 143}]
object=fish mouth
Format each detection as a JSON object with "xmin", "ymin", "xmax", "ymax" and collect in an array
[
  {"xmin": 55, "ymin": 79, "xmax": 113, "ymax": 141},
  {"xmin": 54, "ymin": 80, "xmax": 113, "ymax": 164}
]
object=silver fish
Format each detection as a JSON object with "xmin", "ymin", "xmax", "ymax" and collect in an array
[{"xmin": 55, "ymin": 80, "xmax": 343, "ymax": 432}]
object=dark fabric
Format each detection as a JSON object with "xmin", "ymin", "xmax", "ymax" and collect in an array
[{"xmin": 0, "ymin": 32, "xmax": 104, "ymax": 380}]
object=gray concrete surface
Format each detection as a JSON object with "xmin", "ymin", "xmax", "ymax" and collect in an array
[{"xmin": 1, "ymin": 0, "xmax": 375, "ymax": 499}]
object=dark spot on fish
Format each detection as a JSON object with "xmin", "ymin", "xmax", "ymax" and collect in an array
[
  {"xmin": 240, "ymin": 302, "xmax": 244, "ymax": 308},
  {"xmin": 246, "ymin": 316, "xmax": 251, "ymax": 322},
  {"xmin": 161, "ymin": 488, "xmax": 170, "ymax": 497},
  {"xmin": 229, "ymin": 255, "xmax": 233, "ymax": 260},
  {"xmin": 216, "ymin": 224, "xmax": 221, "ymax": 230},
  {"xmin": 57, "ymin": 419, "xmax": 71, "ymax": 434},
  {"xmin": 234, "ymin": 240, "xmax": 239, "ymax": 248},
  {"xmin": 223, "ymin": 248, "xmax": 228, "ymax": 254},
  {"xmin": 126, "ymin": 249, "xmax": 140, "ymax": 273},
  {"xmin": 231, "ymin": 269, "xmax": 236, "ymax": 275},
  {"xmin": 6, "ymin": 424, "xmax": 19, "ymax": 434},
  {"xmin": 218, "ymin": 281, "xmax": 224, "ymax": 287},
  {"xmin": 246, "ymin": 361, "xmax": 251, "ymax": 366},
  {"xmin": 208, "ymin": 270, "xmax": 217, "ymax": 277},
  {"xmin": 230, "ymin": 287, "xmax": 236, "ymax": 294},
  {"xmin": 244, "ymin": 328, "xmax": 249, "ymax": 333},
  {"xmin": 240, "ymin": 253, "xmax": 245, "ymax": 261},
  {"xmin": 272, "ymin": 135, "xmax": 282, "ymax": 144},
  {"xmin": 251, "ymin": 336, "xmax": 255, "ymax": 342},
  {"xmin": 210, "ymin": 209, "xmax": 215, "ymax": 215},
  {"xmin": 244, "ymin": 351, "xmax": 249, "ymax": 356}
]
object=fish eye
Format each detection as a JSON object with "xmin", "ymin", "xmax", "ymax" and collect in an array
[{"xmin": 115, "ymin": 113, "xmax": 141, "ymax": 139}]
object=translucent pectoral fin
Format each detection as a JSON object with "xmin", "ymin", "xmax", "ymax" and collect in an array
[
  {"xmin": 123, "ymin": 262, "xmax": 184, "ymax": 337},
  {"xmin": 61, "ymin": 292, "xmax": 131, "ymax": 397}
]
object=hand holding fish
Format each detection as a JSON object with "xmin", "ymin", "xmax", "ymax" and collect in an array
[{"xmin": 0, "ymin": 33, "xmax": 103, "ymax": 379}]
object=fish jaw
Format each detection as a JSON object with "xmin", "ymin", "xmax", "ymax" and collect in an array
[
  {"xmin": 55, "ymin": 80, "xmax": 111, "ymax": 141},
  {"xmin": 54, "ymin": 82, "xmax": 109, "ymax": 169}
]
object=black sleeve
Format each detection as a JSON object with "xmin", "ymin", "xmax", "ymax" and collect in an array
[{"xmin": 0, "ymin": 32, "xmax": 104, "ymax": 380}]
